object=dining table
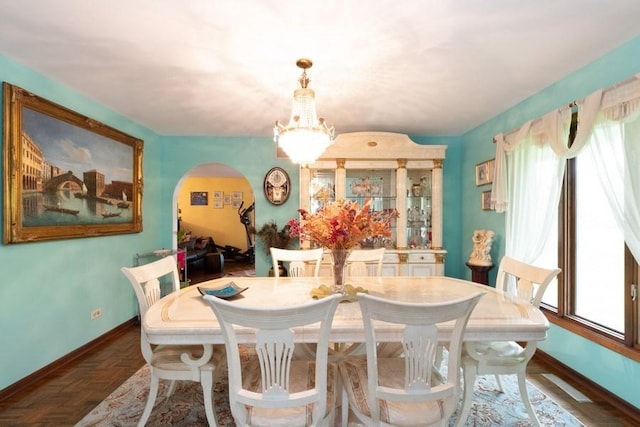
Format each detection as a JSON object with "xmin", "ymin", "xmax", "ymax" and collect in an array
[{"xmin": 143, "ymin": 275, "xmax": 549, "ymax": 349}]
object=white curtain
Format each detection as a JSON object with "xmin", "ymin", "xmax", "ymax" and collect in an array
[
  {"xmin": 494, "ymin": 126, "xmax": 565, "ymax": 262},
  {"xmin": 492, "ymin": 79, "xmax": 640, "ymax": 264},
  {"xmin": 585, "ymin": 108, "xmax": 640, "ymax": 263}
]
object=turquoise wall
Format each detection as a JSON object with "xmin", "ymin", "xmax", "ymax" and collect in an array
[
  {"xmin": 0, "ymin": 54, "xmax": 162, "ymax": 389},
  {"xmin": 459, "ymin": 35, "xmax": 640, "ymax": 408}
]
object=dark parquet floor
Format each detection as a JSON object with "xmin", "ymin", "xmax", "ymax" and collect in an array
[{"xmin": 0, "ymin": 261, "xmax": 635, "ymax": 426}]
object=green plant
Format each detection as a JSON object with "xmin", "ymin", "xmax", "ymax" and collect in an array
[{"xmin": 252, "ymin": 221, "xmax": 294, "ymax": 255}]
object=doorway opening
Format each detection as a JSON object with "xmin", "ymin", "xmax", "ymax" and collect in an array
[{"xmin": 173, "ymin": 162, "xmax": 255, "ymax": 283}]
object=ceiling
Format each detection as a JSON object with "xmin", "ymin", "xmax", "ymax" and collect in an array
[{"xmin": 1, "ymin": 1, "xmax": 640, "ymax": 140}]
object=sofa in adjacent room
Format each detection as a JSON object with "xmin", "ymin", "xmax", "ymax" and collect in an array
[{"xmin": 178, "ymin": 236, "xmax": 224, "ymax": 275}]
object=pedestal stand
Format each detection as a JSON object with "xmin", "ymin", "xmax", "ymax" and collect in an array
[{"xmin": 465, "ymin": 262, "xmax": 494, "ymax": 286}]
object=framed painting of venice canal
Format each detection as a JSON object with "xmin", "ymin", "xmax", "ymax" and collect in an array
[{"xmin": 3, "ymin": 83, "xmax": 143, "ymax": 243}]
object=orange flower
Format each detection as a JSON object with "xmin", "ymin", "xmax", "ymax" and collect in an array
[{"xmin": 289, "ymin": 199, "xmax": 398, "ymax": 250}]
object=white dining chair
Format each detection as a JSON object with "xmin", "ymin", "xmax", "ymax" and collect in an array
[
  {"xmin": 203, "ymin": 293, "xmax": 341, "ymax": 427},
  {"xmin": 121, "ymin": 256, "xmax": 223, "ymax": 427},
  {"xmin": 338, "ymin": 291, "xmax": 485, "ymax": 427},
  {"xmin": 455, "ymin": 256, "xmax": 561, "ymax": 427},
  {"xmin": 346, "ymin": 247, "xmax": 386, "ymax": 276},
  {"xmin": 270, "ymin": 247, "xmax": 326, "ymax": 359},
  {"xmin": 332, "ymin": 248, "xmax": 389, "ymax": 359},
  {"xmin": 270, "ymin": 247, "xmax": 323, "ymax": 277}
]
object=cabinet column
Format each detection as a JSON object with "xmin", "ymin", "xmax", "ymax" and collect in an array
[
  {"xmin": 335, "ymin": 159, "xmax": 346, "ymax": 200},
  {"xmin": 396, "ymin": 159, "xmax": 408, "ymax": 249},
  {"xmin": 431, "ymin": 159, "xmax": 443, "ymax": 249},
  {"xmin": 299, "ymin": 166, "xmax": 311, "ymax": 249},
  {"xmin": 300, "ymin": 166, "xmax": 311, "ymax": 212}
]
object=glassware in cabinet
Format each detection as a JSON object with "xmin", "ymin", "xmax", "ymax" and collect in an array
[
  {"xmin": 345, "ymin": 169, "xmax": 396, "ymax": 248},
  {"xmin": 406, "ymin": 170, "xmax": 432, "ymax": 248},
  {"xmin": 308, "ymin": 169, "xmax": 335, "ymax": 212}
]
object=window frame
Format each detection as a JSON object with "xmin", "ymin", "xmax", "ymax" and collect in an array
[{"xmin": 542, "ymin": 154, "xmax": 640, "ymax": 361}]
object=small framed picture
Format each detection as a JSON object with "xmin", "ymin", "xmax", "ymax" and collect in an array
[
  {"xmin": 224, "ymin": 194, "xmax": 232, "ymax": 205},
  {"xmin": 213, "ymin": 200, "xmax": 223, "ymax": 209},
  {"xmin": 232, "ymin": 191, "xmax": 243, "ymax": 201},
  {"xmin": 190, "ymin": 191, "xmax": 208, "ymax": 206},
  {"xmin": 475, "ymin": 159, "xmax": 495, "ymax": 186},
  {"xmin": 232, "ymin": 200, "xmax": 243, "ymax": 209},
  {"xmin": 213, "ymin": 191, "xmax": 223, "ymax": 200},
  {"xmin": 481, "ymin": 190, "xmax": 493, "ymax": 211}
]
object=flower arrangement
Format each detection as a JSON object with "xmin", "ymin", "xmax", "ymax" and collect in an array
[{"xmin": 288, "ymin": 198, "xmax": 398, "ymax": 250}]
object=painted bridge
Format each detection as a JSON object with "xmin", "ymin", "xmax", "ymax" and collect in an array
[{"xmin": 43, "ymin": 171, "xmax": 84, "ymax": 192}]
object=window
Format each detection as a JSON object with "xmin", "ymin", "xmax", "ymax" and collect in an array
[
  {"xmin": 537, "ymin": 120, "xmax": 639, "ymax": 358},
  {"xmin": 494, "ymin": 81, "xmax": 640, "ymax": 360}
]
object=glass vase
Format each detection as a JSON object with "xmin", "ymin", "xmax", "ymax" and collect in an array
[{"xmin": 331, "ymin": 249, "xmax": 351, "ymax": 294}]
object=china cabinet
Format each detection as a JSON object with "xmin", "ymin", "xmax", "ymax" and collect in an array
[{"xmin": 299, "ymin": 132, "xmax": 446, "ymax": 276}]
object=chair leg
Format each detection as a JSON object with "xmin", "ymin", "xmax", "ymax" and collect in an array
[
  {"xmin": 341, "ymin": 387, "xmax": 349, "ymax": 427},
  {"xmin": 455, "ymin": 364, "xmax": 477, "ymax": 427},
  {"xmin": 166, "ymin": 379, "xmax": 177, "ymax": 397},
  {"xmin": 139, "ymin": 374, "xmax": 160, "ymax": 427},
  {"xmin": 517, "ymin": 372, "xmax": 540, "ymax": 427},
  {"xmin": 494, "ymin": 374, "xmax": 504, "ymax": 392},
  {"xmin": 201, "ymin": 371, "xmax": 217, "ymax": 427}
]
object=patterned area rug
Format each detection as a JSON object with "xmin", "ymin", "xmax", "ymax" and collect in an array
[{"xmin": 76, "ymin": 360, "xmax": 584, "ymax": 427}]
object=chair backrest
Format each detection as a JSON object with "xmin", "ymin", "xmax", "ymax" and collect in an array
[
  {"xmin": 270, "ymin": 247, "xmax": 324, "ymax": 277},
  {"xmin": 121, "ymin": 255, "xmax": 181, "ymax": 363},
  {"xmin": 121, "ymin": 255, "xmax": 181, "ymax": 316},
  {"xmin": 203, "ymin": 293, "xmax": 341, "ymax": 425},
  {"xmin": 357, "ymin": 291, "xmax": 485, "ymax": 424},
  {"xmin": 347, "ymin": 248, "xmax": 386, "ymax": 276},
  {"xmin": 495, "ymin": 256, "xmax": 561, "ymax": 307}
]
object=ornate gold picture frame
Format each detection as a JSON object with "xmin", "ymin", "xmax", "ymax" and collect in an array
[
  {"xmin": 3, "ymin": 83, "xmax": 143, "ymax": 243},
  {"xmin": 481, "ymin": 190, "xmax": 493, "ymax": 211},
  {"xmin": 475, "ymin": 158, "xmax": 494, "ymax": 186}
]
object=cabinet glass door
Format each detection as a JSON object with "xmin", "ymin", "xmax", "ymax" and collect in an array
[
  {"xmin": 309, "ymin": 169, "xmax": 335, "ymax": 213},
  {"xmin": 406, "ymin": 170, "xmax": 431, "ymax": 248},
  {"xmin": 346, "ymin": 169, "xmax": 396, "ymax": 248}
]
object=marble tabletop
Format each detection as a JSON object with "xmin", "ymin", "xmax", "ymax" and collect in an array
[{"xmin": 143, "ymin": 276, "xmax": 549, "ymax": 346}]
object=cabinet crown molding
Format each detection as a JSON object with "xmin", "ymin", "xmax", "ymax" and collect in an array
[{"xmin": 315, "ymin": 132, "xmax": 446, "ymax": 161}]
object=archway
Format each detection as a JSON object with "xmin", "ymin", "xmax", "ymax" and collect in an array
[{"xmin": 173, "ymin": 162, "xmax": 255, "ymax": 282}]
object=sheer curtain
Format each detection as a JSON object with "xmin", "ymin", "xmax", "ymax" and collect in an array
[
  {"xmin": 585, "ymin": 108, "xmax": 640, "ymax": 263},
  {"xmin": 494, "ymin": 127, "xmax": 565, "ymax": 262},
  {"xmin": 492, "ymin": 79, "xmax": 640, "ymax": 265}
]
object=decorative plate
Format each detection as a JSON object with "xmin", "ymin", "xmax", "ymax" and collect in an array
[{"xmin": 198, "ymin": 282, "xmax": 248, "ymax": 299}]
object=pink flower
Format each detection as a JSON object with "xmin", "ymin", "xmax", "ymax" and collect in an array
[{"xmin": 287, "ymin": 217, "xmax": 302, "ymax": 238}]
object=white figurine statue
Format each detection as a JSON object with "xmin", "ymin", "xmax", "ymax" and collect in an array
[{"xmin": 468, "ymin": 229, "xmax": 495, "ymax": 266}]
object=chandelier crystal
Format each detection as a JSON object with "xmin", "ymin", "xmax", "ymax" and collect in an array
[{"xmin": 274, "ymin": 58, "xmax": 335, "ymax": 165}]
